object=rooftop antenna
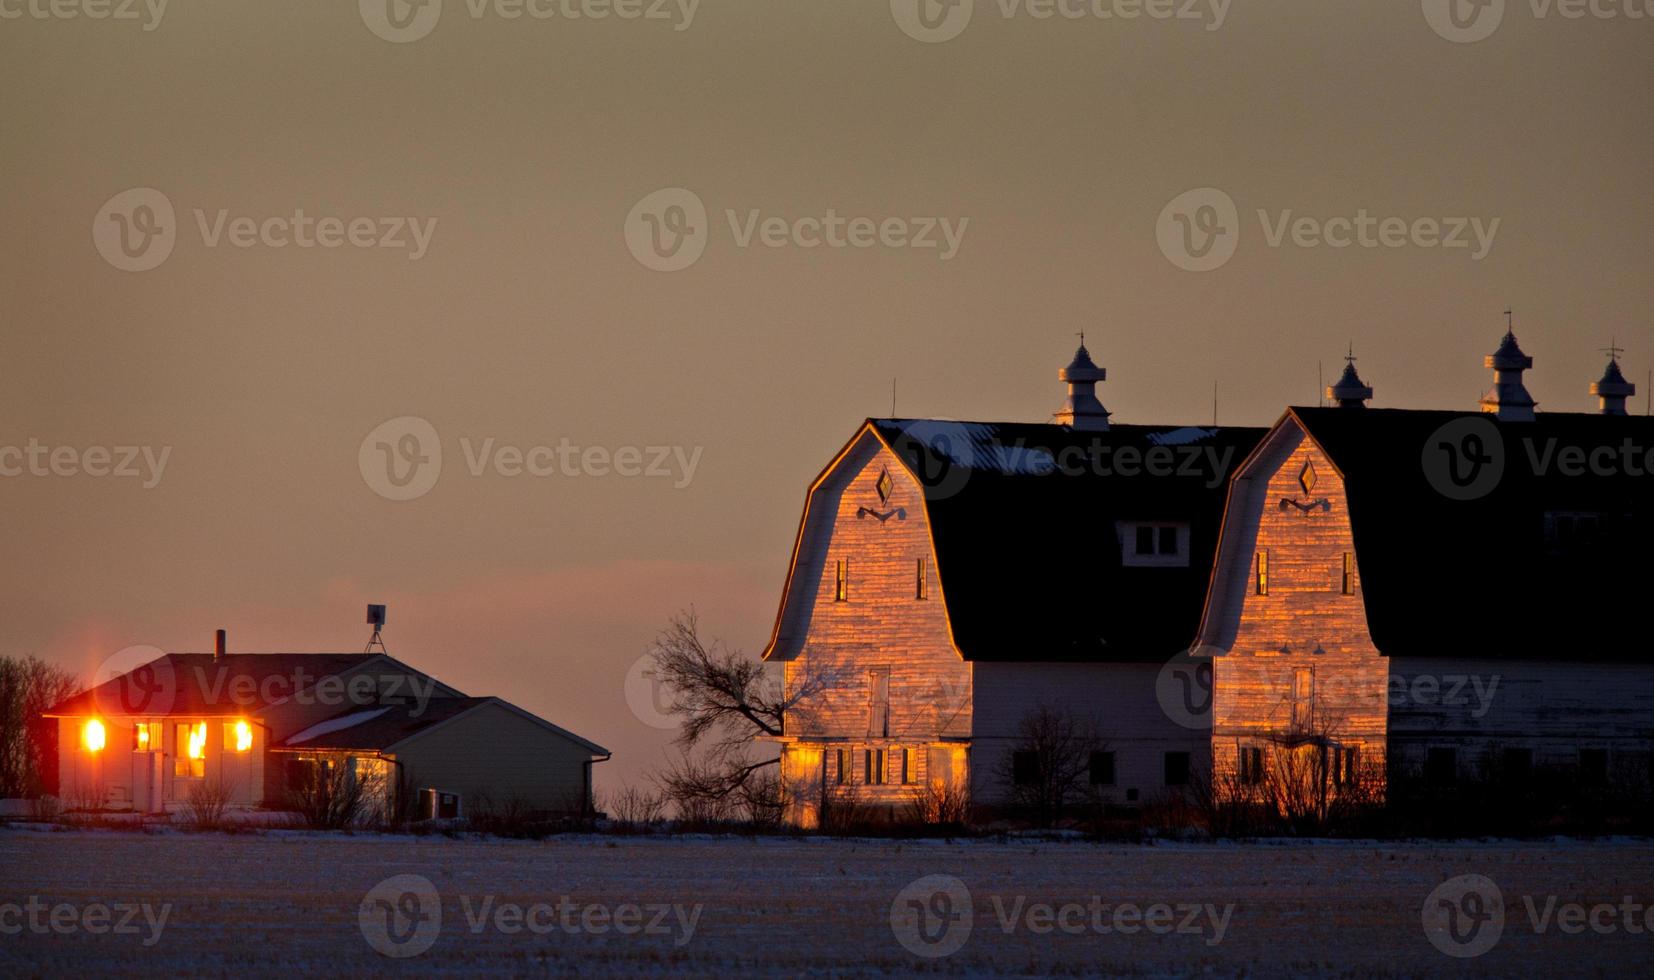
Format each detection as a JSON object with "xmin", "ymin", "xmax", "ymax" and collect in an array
[
  {"xmin": 890, "ymin": 378, "xmax": 896, "ymax": 418},
  {"xmin": 1504, "ymin": 308, "xmax": 1514, "ymax": 332},
  {"xmin": 1318, "ymin": 360, "xmax": 1324, "ymax": 407},
  {"xmin": 365, "ymin": 604, "xmax": 388, "ymax": 654},
  {"xmin": 1212, "ymin": 380, "xmax": 1218, "ymax": 427}
]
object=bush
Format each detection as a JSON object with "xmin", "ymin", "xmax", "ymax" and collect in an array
[{"xmin": 182, "ymin": 780, "xmax": 233, "ymax": 830}]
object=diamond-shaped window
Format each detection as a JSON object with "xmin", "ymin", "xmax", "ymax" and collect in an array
[
  {"xmin": 1298, "ymin": 459, "xmax": 1318, "ymax": 496},
  {"xmin": 875, "ymin": 468, "xmax": 893, "ymax": 503}
]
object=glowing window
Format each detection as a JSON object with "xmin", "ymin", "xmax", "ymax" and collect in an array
[
  {"xmin": 1341, "ymin": 552, "xmax": 1355, "ymax": 595},
  {"xmin": 1255, "ymin": 550, "xmax": 1269, "ymax": 595},
  {"xmin": 834, "ymin": 559, "xmax": 848, "ymax": 602},
  {"xmin": 175, "ymin": 722, "xmax": 206, "ymax": 778},
  {"xmin": 133, "ymin": 721, "xmax": 161, "ymax": 751},
  {"xmin": 223, "ymin": 719, "xmax": 253, "ymax": 753},
  {"xmin": 82, "ymin": 719, "xmax": 106, "ymax": 753}
]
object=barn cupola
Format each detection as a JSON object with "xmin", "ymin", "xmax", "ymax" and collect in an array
[
  {"xmin": 1590, "ymin": 345, "xmax": 1635, "ymax": 416},
  {"xmin": 1478, "ymin": 320, "xmax": 1537, "ymax": 422},
  {"xmin": 1053, "ymin": 335, "xmax": 1110, "ymax": 431},
  {"xmin": 1326, "ymin": 345, "xmax": 1374, "ymax": 408}
]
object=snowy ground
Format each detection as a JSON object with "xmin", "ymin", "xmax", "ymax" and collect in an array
[{"xmin": 2, "ymin": 828, "xmax": 1651, "ymax": 976}]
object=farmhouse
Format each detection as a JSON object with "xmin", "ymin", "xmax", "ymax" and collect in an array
[
  {"xmin": 762, "ymin": 342, "xmax": 1266, "ymax": 824},
  {"xmin": 45, "ymin": 624, "xmax": 609, "ymax": 820},
  {"xmin": 1195, "ymin": 334, "xmax": 1654, "ymax": 805}
]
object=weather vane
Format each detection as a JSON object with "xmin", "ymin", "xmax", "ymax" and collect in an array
[{"xmin": 1600, "ymin": 339, "xmax": 1626, "ymax": 362}]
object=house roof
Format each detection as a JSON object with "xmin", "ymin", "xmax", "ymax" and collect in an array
[
  {"xmin": 46, "ymin": 652, "xmax": 396, "ymax": 718},
  {"xmin": 870, "ymin": 418, "xmax": 1268, "ymax": 662},
  {"xmin": 1287, "ymin": 406, "xmax": 1654, "ymax": 659},
  {"xmin": 275, "ymin": 697, "xmax": 611, "ymax": 757}
]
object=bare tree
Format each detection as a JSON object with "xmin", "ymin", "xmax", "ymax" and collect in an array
[
  {"xmin": 997, "ymin": 705, "xmax": 1105, "ymax": 827},
  {"xmin": 0, "ymin": 656, "xmax": 81, "ymax": 799},
  {"xmin": 286, "ymin": 755, "xmax": 382, "ymax": 829},
  {"xmin": 647, "ymin": 610, "xmax": 835, "ymax": 814}
]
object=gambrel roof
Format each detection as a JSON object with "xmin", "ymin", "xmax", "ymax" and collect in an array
[
  {"xmin": 1284, "ymin": 407, "xmax": 1654, "ymax": 659},
  {"xmin": 766, "ymin": 418, "xmax": 1267, "ymax": 663}
]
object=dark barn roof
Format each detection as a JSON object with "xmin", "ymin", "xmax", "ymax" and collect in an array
[
  {"xmin": 1290, "ymin": 407, "xmax": 1654, "ymax": 660},
  {"xmin": 873, "ymin": 419, "xmax": 1267, "ymax": 662}
]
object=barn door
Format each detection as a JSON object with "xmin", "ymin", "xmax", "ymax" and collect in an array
[{"xmin": 867, "ymin": 668, "xmax": 890, "ymax": 737}]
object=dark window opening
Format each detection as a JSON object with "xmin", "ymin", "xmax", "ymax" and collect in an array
[
  {"xmin": 915, "ymin": 558, "xmax": 927, "ymax": 600},
  {"xmin": 1164, "ymin": 751, "xmax": 1191, "ymax": 787},
  {"xmin": 1012, "ymin": 750, "xmax": 1040, "ymax": 787},
  {"xmin": 1135, "ymin": 525, "xmax": 1155, "ymax": 556},
  {"xmin": 1158, "ymin": 526, "xmax": 1179, "ymax": 555},
  {"xmin": 1426, "ymin": 747, "xmax": 1457, "ymax": 787},
  {"xmin": 865, "ymin": 748, "xmax": 886, "ymax": 785},
  {"xmin": 1239, "ymin": 747, "xmax": 1264, "ymax": 785},
  {"xmin": 834, "ymin": 559, "xmax": 848, "ymax": 602},
  {"xmin": 1341, "ymin": 552, "xmax": 1355, "ymax": 595},
  {"xmin": 1256, "ymin": 551, "xmax": 1269, "ymax": 595},
  {"xmin": 1089, "ymin": 750, "xmax": 1116, "ymax": 786}
]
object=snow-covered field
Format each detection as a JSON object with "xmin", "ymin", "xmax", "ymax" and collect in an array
[{"xmin": 3, "ymin": 828, "xmax": 1651, "ymax": 976}]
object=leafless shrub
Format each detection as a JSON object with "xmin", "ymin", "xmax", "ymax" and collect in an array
[
  {"xmin": 996, "ymin": 705, "xmax": 1106, "ymax": 827},
  {"xmin": 286, "ymin": 756, "xmax": 380, "ymax": 830},
  {"xmin": 606, "ymin": 786, "xmax": 666, "ymax": 826},
  {"xmin": 817, "ymin": 784, "xmax": 872, "ymax": 835},
  {"xmin": 905, "ymin": 778, "xmax": 971, "ymax": 828},
  {"xmin": 182, "ymin": 779, "xmax": 233, "ymax": 830},
  {"xmin": 30, "ymin": 795, "xmax": 61, "ymax": 821}
]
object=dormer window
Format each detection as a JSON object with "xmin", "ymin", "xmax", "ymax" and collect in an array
[{"xmin": 1118, "ymin": 522, "xmax": 1190, "ymax": 567}]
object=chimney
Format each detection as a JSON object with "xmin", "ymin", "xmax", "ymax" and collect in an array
[
  {"xmin": 1590, "ymin": 347, "xmax": 1635, "ymax": 416},
  {"xmin": 1053, "ymin": 335, "xmax": 1111, "ymax": 431},
  {"xmin": 214, "ymin": 629, "xmax": 226, "ymax": 661},
  {"xmin": 1478, "ymin": 324, "xmax": 1537, "ymax": 422}
]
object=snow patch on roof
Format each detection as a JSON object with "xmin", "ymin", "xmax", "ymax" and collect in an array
[
  {"xmin": 891, "ymin": 420, "xmax": 1055, "ymax": 475},
  {"xmin": 1147, "ymin": 427, "xmax": 1219, "ymax": 446},
  {"xmin": 285, "ymin": 707, "xmax": 392, "ymax": 746}
]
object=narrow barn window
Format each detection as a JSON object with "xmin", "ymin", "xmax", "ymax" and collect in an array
[
  {"xmin": 1579, "ymin": 748, "xmax": 1609, "ymax": 786},
  {"xmin": 1340, "ymin": 745, "xmax": 1360, "ymax": 788},
  {"xmin": 834, "ymin": 559, "xmax": 848, "ymax": 602},
  {"xmin": 1164, "ymin": 752, "xmax": 1191, "ymax": 787},
  {"xmin": 897, "ymin": 748, "xmax": 913, "ymax": 784},
  {"xmin": 865, "ymin": 749, "xmax": 887, "ymax": 785},
  {"xmin": 836, "ymin": 749, "xmax": 849, "ymax": 785},
  {"xmin": 1501, "ymin": 747, "xmax": 1533, "ymax": 784},
  {"xmin": 1240, "ymin": 747, "xmax": 1264, "ymax": 785},
  {"xmin": 1089, "ymin": 751, "xmax": 1116, "ymax": 787},
  {"xmin": 867, "ymin": 668, "xmax": 891, "ymax": 737},
  {"xmin": 1135, "ymin": 526, "xmax": 1155, "ymax": 555},
  {"xmin": 1341, "ymin": 553, "xmax": 1355, "ymax": 595},
  {"xmin": 1426, "ymin": 748, "xmax": 1457, "ymax": 787},
  {"xmin": 915, "ymin": 558, "xmax": 927, "ymax": 600},
  {"xmin": 1255, "ymin": 551, "xmax": 1269, "ymax": 595},
  {"xmin": 1012, "ymin": 750, "xmax": 1040, "ymax": 787},
  {"xmin": 1291, "ymin": 668, "xmax": 1314, "ymax": 728}
]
